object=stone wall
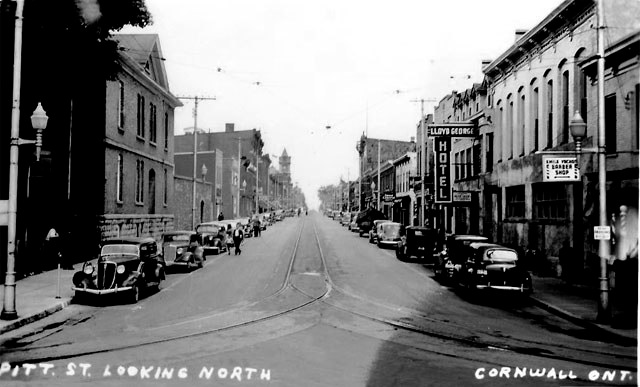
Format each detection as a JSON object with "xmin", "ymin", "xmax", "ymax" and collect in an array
[{"xmin": 97, "ymin": 214, "xmax": 175, "ymax": 242}]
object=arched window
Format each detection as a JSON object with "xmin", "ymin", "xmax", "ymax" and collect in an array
[{"xmin": 148, "ymin": 169, "xmax": 156, "ymax": 214}]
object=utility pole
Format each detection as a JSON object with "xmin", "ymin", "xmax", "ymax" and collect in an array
[
  {"xmin": 377, "ymin": 139, "xmax": 381, "ymax": 210},
  {"xmin": 595, "ymin": 0, "xmax": 610, "ymax": 323},
  {"xmin": 237, "ymin": 137, "xmax": 241, "ymax": 218},
  {"xmin": 411, "ymin": 98, "xmax": 436, "ymax": 227},
  {"xmin": 177, "ymin": 95, "xmax": 216, "ymax": 230}
]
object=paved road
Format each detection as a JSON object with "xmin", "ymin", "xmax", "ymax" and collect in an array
[{"xmin": 0, "ymin": 213, "xmax": 635, "ymax": 386}]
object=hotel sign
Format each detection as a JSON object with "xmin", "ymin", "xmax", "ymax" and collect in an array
[
  {"xmin": 427, "ymin": 123, "xmax": 477, "ymax": 137},
  {"xmin": 434, "ymin": 138, "xmax": 452, "ymax": 203}
]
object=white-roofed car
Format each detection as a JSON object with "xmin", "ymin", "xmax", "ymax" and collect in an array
[{"xmin": 376, "ymin": 222, "xmax": 403, "ymax": 249}]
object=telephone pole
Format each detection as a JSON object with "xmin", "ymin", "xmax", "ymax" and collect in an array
[
  {"xmin": 410, "ymin": 98, "xmax": 436, "ymax": 227},
  {"xmin": 177, "ymin": 96, "xmax": 216, "ymax": 229}
]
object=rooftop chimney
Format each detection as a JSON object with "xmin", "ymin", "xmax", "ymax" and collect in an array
[
  {"xmin": 515, "ymin": 29, "xmax": 528, "ymax": 42},
  {"xmin": 225, "ymin": 123, "xmax": 235, "ymax": 132},
  {"xmin": 410, "ymin": 136, "xmax": 415, "ymax": 142},
  {"xmin": 481, "ymin": 59, "xmax": 492, "ymax": 72}
]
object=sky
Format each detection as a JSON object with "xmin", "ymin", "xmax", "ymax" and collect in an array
[{"xmin": 120, "ymin": 0, "xmax": 564, "ymax": 210}]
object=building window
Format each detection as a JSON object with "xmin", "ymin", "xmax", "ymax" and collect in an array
[
  {"xmin": 533, "ymin": 183, "xmax": 568, "ymax": 220},
  {"xmin": 135, "ymin": 160, "xmax": 144, "ymax": 204},
  {"xmin": 465, "ymin": 148, "xmax": 472, "ymax": 177},
  {"xmin": 635, "ymin": 84, "xmax": 639, "ymax": 150},
  {"xmin": 485, "ymin": 133, "xmax": 493, "ymax": 173},
  {"xmin": 508, "ymin": 99, "xmax": 514, "ymax": 159},
  {"xmin": 473, "ymin": 143, "xmax": 481, "ymax": 176},
  {"xmin": 116, "ymin": 154, "xmax": 123, "ymax": 203},
  {"xmin": 506, "ymin": 185, "xmax": 525, "ymax": 219},
  {"xmin": 118, "ymin": 81, "xmax": 125, "ymax": 130},
  {"xmin": 546, "ymin": 79, "xmax": 553, "ymax": 148},
  {"xmin": 518, "ymin": 93, "xmax": 525, "ymax": 155},
  {"xmin": 561, "ymin": 70, "xmax": 569, "ymax": 144},
  {"xmin": 149, "ymin": 103, "xmax": 157, "ymax": 144},
  {"xmin": 163, "ymin": 168, "xmax": 168, "ymax": 206},
  {"xmin": 164, "ymin": 112, "xmax": 169, "ymax": 150},
  {"xmin": 605, "ymin": 93, "xmax": 617, "ymax": 154},
  {"xmin": 455, "ymin": 152, "xmax": 460, "ymax": 180},
  {"xmin": 137, "ymin": 94, "xmax": 145, "ymax": 139},
  {"xmin": 531, "ymin": 87, "xmax": 539, "ymax": 151},
  {"xmin": 580, "ymin": 71, "xmax": 588, "ymax": 125}
]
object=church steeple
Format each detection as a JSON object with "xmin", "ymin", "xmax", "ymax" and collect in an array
[{"xmin": 279, "ymin": 148, "xmax": 291, "ymax": 176}]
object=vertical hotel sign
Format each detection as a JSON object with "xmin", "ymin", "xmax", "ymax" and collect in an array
[
  {"xmin": 434, "ymin": 138, "xmax": 452, "ymax": 202},
  {"xmin": 428, "ymin": 123, "xmax": 477, "ymax": 203}
]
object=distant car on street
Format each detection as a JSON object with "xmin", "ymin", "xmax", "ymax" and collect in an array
[
  {"xmin": 434, "ymin": 234, "xmax": 489, "ymax": 282},
  {"xmin": 195, "ymin": 222, "xmax": 228, "ymax": 255},
  {"xmin": 340, "ymin": 212, "xmax": 352, "ymax": 227},
  {"xmin": 396, "ymin": 226, "xmax": 438, "ymax": 262},
  {"xmin": 376, "ymin": 222, "xmax": 403, "ymax": 248},
  {"xmin": 368, "ymin": 219, "xmax": 389, "ymax": 243},
  {"xmin": 72, "ymin": 237, "xmax": 166, "ymax": 303},
  {"xmin": 161, "ymin": 231, "xmax": 204, "ymax": 271}
]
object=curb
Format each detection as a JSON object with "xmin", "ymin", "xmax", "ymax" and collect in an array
[
  {"xmin": 530, "ymin": 296, "xmax": 637, "ymax": 345},
  {"xmin": 0, "ymin": 298, "xmax": 72, "ymax": 336}
]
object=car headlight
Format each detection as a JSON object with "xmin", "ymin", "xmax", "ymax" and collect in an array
[
  {"xmin": 477, "ymin": 269, "xmax": 488, "ymax": 275},
  {"xmin": 176, "ymin": 248, "xmax": 184, "ymax": 255},
  {"xmin": 83, "ymin": 264, "xmax": 94, "ymax": 275},
  {"xmin": 117, "ymin": 265, "xmax": 125, "ymax": 274}
]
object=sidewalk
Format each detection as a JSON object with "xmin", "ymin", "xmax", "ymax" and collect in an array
[
  {"xmin": 0, "ymin": 265, "xmax": 636, "ymax": 344},
  {"xmin": 0, "ymin": 264, "xmax": 77, "ymax": 335},
  {"xmin": 530, "ymin": 274, "xmax": 637, "ymax": 344}
]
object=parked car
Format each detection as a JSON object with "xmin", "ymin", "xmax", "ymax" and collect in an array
[
  {"xmin": 356, "ymin": 208, "xmax": 387, "ymax": 237},
  {"xmin": 376, "ymin": 222, "xmax": 403, "ymax": 248},
  {"xmin": 368, "ymin": 219, "xmax": 389, "ymax": 243},
  {"xmin": 236, "ymin": 218, "xmax": 253, "ymax": 237},
  {"xmin": 340, "ymin": 212, "xmax": 352, "ymax": 227},
  {"xmin": 434, "ymin": 234, "xmax": 489, "ymax": 281},
  {"xmin": 396, "ymin": 226, "xmax": 438, "ymax": 262},
  {"xmin": 458, "ymin": 242, "xmax": 533, "ymax": 294},
  {"xmin": 72, "ymin": 237, "xmax": 166, "ymax": 303},
  {"xmin": 195, "ymin": 222, "xmax": 228, "ymax": 255},
  {"xmin": 161, "ymin": 231, "xmax": 204, "ymax": 271}
]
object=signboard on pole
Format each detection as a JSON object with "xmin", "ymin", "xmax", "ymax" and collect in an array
[
  {"xmin": 542, "ymin": 156, "xmax": 580, "ymax": 182},
  {"xmin": 594, "ymin": 226, "xmax": 611, "ymax": 240},
  {"xmin": 434, "ymin": 138, "xmax": 452, "ymax": 203}
]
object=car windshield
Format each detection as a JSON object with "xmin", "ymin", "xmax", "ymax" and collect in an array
[
  {"xmin": 101, "ymin": 244, "xmax": 139, "ymax": 256},
  {"xmin": 485, "ymin": 249, "xmax": 518, "ymax": 262},
  {"xmin": 163, "ymin": 234, "xmax": 191, "ymax": 242}
]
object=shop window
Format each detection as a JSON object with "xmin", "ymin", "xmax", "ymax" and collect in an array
[
  {"xmin": 506, "ymin": 185, "xmax": 525, "ymax": 219},
  {"xmin": 533, "ymin": 183, "xmax": 568, "ymax": 220}
]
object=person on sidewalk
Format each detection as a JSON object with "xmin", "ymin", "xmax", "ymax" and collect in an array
[
  {"xmin": 225, "ymin": 230, "xmax": 234, "ymax": 255},
  {"xmin": 218, "ymin": 212, "xmax": 225, "ymax": 221},
  {"xmin": 44, "ymin": 227, "xmax": 61, "ymax": 272},
  {"xmin": 233, "ymin": 223, "xmax": 244, "ymax": 255}
]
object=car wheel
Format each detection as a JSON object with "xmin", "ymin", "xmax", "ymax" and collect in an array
[
  {"xmin": 74, "ymin": 291, "xmax": 86, "ymax": 304},
  {"xmin": 369, "ymin": 236, "xmax": 373, "ymax": 243}
]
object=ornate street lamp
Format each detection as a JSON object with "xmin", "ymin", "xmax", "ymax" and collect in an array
[
  {"xmin": 569, "ymin": 110, "xmax": 586, "ymax": 154},
  {"xmin": 2, "ymin": 103, "xmax": 48, "ymax": 320},
  {"xmin": 201, "ymin": 164, "xmax": 208, "ymax": 181}
]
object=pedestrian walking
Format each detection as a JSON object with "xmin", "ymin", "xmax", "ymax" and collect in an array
[
  {"xmin": 44, "ymin": 227, "xmax": 61, "ymax": 272},
  {"xmin": 233, "ymin": 223, "xmax": 244, "ymax": 255},
  {"xmin": 252, "ymin": 217, "xmax": 261, "ymax": 237},
  {"xmin": 225, "ymin": 230, "xmax": 234, "ymax": 255}
]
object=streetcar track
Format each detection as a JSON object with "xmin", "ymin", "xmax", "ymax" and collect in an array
[{"xmin": 1, "ymin": 216, "xmax": 635, "ymax": 372}]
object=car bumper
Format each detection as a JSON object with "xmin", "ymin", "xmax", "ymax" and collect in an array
[
  {"xmin": 72, "ymin": 286, "xmax": 133, "ymax": 295},
  {"xmin": 473, "ymin": 284, "xmax": 532, "ymax": 292},
  {"xmin": 378, "ymin": 240, "xmax": 399, "ymax": 245}
]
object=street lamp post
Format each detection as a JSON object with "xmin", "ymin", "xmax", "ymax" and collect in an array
[
  {"xmin": 2, "ymin": 103, "xmax": 49, "ymax": 320},
  {"xmin": 569, "ymin": 109, "xmax": 610, "ymax": 323}
]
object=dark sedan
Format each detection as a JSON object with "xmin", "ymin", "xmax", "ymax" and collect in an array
[{"xmin": 459, "ymin": 242, "xmax": 533, "ymax": 294}]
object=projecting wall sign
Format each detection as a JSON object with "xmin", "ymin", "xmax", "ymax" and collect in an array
[
  {"xmin": 434, "ymin": 138, "xmax": 452, "ymax": 203},
  {"xmin": 542, "ymin": 156, "xmax": 580, "ymax": 182}
]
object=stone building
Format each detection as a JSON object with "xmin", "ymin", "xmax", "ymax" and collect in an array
[
  {"xmin": 392, "ymin": 152, "xmax": 416, "ymax": 226},
  {"xmin": 480, "ymin": 0, "xmax": 639, "ymax": 276}
]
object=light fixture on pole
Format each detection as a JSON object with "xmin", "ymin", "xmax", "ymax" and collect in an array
[
  {"xmin": 569, "ymin": 110, "xmax": 586, "ymax": 154},
  {"xmin": 2, "ymin": 102, "xmax": 48, "ymax": 321},
  {"xmin": 371, "ymin": 181, "xmax": 376, "ymax": 209}
]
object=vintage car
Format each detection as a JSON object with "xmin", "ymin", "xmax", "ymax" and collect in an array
[
  {"xmin": 396, "ymin": 226, "xmax": 438, "ymax": 262},
  {"xmin": 368, "ymin": 219, "xmax": 390, "ymax": 243},
  {"xmin": 376, "ymin": 222, "xmax": 403, "ymax": 248},
  {"xmin": 356, "ymin": 208, "xmax": 387, "ymax": 237},
  {"xmin": 434, "ymin": 234, "xmax": 489, "ymax": 281},
  {"xmin": 340, "ymin": 212, "xmax": 352, "ymax": 227},
  {"xmin": 458, "ymin": 242, "xmax": 533, "ymax": 293},
  {"xmin": 161, "ymin": 231, "xmax": 204, "ymax": 271},
  {"xmin": 195, "ymin": 222, "xmax": 228, "ymax": 255},
  {"xmin": 72, "ymin": 237, "xmax": 166, "ymax": 303}
]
